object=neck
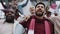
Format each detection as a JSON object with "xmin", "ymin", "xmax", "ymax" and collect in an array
[{"xmin": 35, "ymin": 15, "xmax": 44, "ymax": 19}]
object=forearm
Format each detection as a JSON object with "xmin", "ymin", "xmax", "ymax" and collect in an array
[
  {"xmin": 18, "ymin": 0, "xmax": 28, "ymax": 7},
  {"xmin": 1, "ymin": 1, "xmax": 7, "ymax": 9}
]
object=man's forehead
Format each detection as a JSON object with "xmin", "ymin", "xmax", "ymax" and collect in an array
[
  {"xmin": 37, "ymin": 4, "xmax": 44, "ymax": 7},
  {"xmin": 4, "ymin": 9, "xmax": 15, "ymax": 13}
]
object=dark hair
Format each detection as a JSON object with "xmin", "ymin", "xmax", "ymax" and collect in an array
[{"xmin": 35, "ymin": 2, "xmax": 45, "ymax": 8}]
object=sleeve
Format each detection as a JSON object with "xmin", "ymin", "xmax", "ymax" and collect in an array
[
  {"xmin": 50, "ymin": 16, "xmax": 60, "ymax": 24},
  {"xmin": 17, "ymin": 0, "xmax": 28, "ymax": 14},
  {"xmin": 18, "ymin": 0, "xmax": 28, "ymax": 7},
  {"xmin": 19, "ymin": 16, "xmax": 32, "ymax": 28},
  {"xmin": 18, "ymin": 6, "xmax": 23, "ymax": 14},
  {"xmin": 19, "ymin": 21, "xmax": 27, "ymax": 28},
  {"xmin": 52, "ymin": 16, "xmax": 60, "ymax": 26},
  {"xmin": 14, "ymin": 24, "xmax": 25, "ymax": 34}
]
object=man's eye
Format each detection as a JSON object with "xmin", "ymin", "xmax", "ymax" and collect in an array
[
  {"xmin": 41, "ymin": 6, "xmax": 44, "ymax": 8},
  {"xmin": 10, "ymin": 11, "xmax": 14, "ymax": 14}
]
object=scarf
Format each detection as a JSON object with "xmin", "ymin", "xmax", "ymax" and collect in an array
[{"xmin": 28, "ymin": 18, "xmax": 51, "ymax": 34}]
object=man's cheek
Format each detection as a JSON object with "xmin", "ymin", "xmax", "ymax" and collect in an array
[
  {"xmin": 35, "ymin": 10, "xmax": 38, "ymax": 12},
  {"xmin": 42, "ymin": 9, "xmax": 45, "ymax": 11}
]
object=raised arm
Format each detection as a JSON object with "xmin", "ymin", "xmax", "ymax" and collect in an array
[
  {"xmin": 0, "ymin": 0, "xmax": 7, "ymax": 9},
  {"xmin": 18, "ymin": 0, "xmax": 28, "ymax": 7},
  {"xmin": 17, "ymin": 0, "xmax": 28, "ymax": 14}
]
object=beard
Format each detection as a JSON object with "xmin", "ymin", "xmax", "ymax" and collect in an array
[
  {"xmin": 5, "ymin": 16, "xmax": 14, "ymax": 23},
  {"xmin": 35, "ymin": 11, "xmax": 44, "ymax": 17}
]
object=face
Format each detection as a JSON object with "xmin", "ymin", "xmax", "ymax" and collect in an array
[
  {"xmin": 12, "ymin": 1, "xmax": 17, "ymax": 10},
  {"xmin": 35, "ymin": 4, "xmax": 45, "ymax": 17},
  {"xmin": 14, "ymin": 1, "xmax": 17, "ymax": 5},
  {"xmin": 5, "ymin": 10, "xmax": 15, "ymax": 23},
  {"xmin": 30, "ymin": 7, "xmax": 35, "ymax": 14}
]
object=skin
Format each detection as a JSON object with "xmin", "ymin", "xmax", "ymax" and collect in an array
[
  {"xmin": 5, "ymin": 9, "xmax": 15, "ymax": 23},
  {"xmin": 35, "ymin": 4, "xmax": 45, "ymax": 19},
  {"xmin": 30, "ymin": 7, "xmax": 35, "ymax": 14}
]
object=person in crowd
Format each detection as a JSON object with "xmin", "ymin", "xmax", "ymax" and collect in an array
[
  {"xmin": 17, "ymin": 2, "xmax": 54, "ymax": 34},
  {"xmin": 54, "ymin": 12, "xmax": 58, "ymax": 16},
  {"xmin": 29, "ymin": 7, "xmax": 35, "ymax": 15},
  {"xmin": 50, "ymin": 16, "xmax": 60, "ymax": 34},
  {"xmin": 1, "ymin": 8, "xmax": 16, "ymax": 23},
  {"xmin": 45, "ymin": 11, "xmax": 52, "ymax": 18},
  {"xmin": 0, "ymin": 8, "xmax": 16, "ymax": 34}
]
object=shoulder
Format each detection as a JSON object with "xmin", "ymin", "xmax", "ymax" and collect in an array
[
  {"xmin": 48, "ymin": 16, "xmax": 60, "ymax": 24},
  {"xmin": 45, "ymin": 17, "xmax": 54, "ymax": 24},
  {"xmin": 51, "ymin": 16, "xmax": 60, "ymax": 21},
  {"xmin": 50, "ymin": 16, "xmax": 60, "ymax": 21},
  {"xmin": 19, "ymin": 15, "xmax": 36, "ymax": 24},
  {"xmin": 24, "ymin": 15, "xmax": 35, "ymax": 21}
]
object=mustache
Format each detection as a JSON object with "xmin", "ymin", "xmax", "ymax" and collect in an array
[{"xmin": 7, "ymin": 14, "xmax": 12, "ymax": 15}]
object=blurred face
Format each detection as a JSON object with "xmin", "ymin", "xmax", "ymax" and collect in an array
[
  {"xmin": 14, "ymin": 1, "xmax": 17, "ymax": 5},
  {"xmin": 30, "ymin": 7, "xmax": 35, "ymax": 14},
  {"xmin": 5, "ymin": 10, "xmax": 15, "ymax": 23},
  {"xmin": 35, "ymin": 4, "xmax": 45, "ymax": 17},
  {"xmin": 12, "ymin": 1, "xmax": 17, "ymax": 10}
]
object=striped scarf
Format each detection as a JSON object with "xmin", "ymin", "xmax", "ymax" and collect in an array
[{"xmin": 28, "ymin": 18, "xmax": 51, "ymax": 34}]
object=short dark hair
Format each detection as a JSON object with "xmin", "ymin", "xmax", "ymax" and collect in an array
[{"xmin": 35, "ymin": 2, "xmax": 45, "ymax": 8}]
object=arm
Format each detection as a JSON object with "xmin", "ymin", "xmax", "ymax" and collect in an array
[
  {"xmin": 17, "ymin": 0, "xmax": 28, "ymax": 14},
  {"xmin": 18, "ymin": 6, "xmax": 23, "ymax": 14},
  {"xmin": 14, "ymin": 19, "xmax": 27, "ymax": 34},
  {"xmin": 18, "ymin": 0, "xmax": 28, "ymax": 7},
  {"xmin": 14, "ymin": 24, "xmax": 25, "ymax": 34},
  {"xmin": 20, "ymin": 21, "xmax": 27, "ymax": 28},
  {"xmin": 0, "ymin": 0, "xmax": 7, "ymax": 9}
]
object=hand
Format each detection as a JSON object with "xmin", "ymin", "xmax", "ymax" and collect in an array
[{"xmin": 23, "ymin": 15, "xmax": 30, "ymax": 21}]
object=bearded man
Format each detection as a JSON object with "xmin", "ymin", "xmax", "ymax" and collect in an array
[{"xmin": 19, "ymin": 2, "xmax": 54, "ymax": 34}]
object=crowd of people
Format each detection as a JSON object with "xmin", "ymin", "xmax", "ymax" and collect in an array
[{"xmin": 0, "ymin": 0, "xmax": 60, "ymax": 34}]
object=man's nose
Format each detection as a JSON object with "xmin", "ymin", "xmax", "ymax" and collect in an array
[
  {"xmin": 39, "ymin": 7, "xmax": 41, "ymax": 10},
  {"xmin": 8, "ymin": 12, "xmax": 12, "ymax": 14}
]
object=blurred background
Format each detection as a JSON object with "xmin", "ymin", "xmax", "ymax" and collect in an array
[{"xmin": 0, "ymin": 0, "xmax": 60, "ymax": 18}]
